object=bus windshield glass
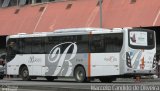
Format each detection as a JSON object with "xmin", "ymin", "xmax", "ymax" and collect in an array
[{"xmin": 129, "ymin": 29, "xmax": 155, "ymax": 49}]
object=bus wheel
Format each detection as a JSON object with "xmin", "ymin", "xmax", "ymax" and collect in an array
[
  {"xmin": 20, "ymin": 66, "xmax": 31, "ymax": 81},
  {"xmin": 0, "ymin": 75, "xmax": 4, "ymax": 79},
  {"xmin": 74, "ymin": 66, "xmax": 86, "ymax": 82},
  {"xmin": 99, "ymin": 77, "xmax": 115, "ymax": 83},
  {"xmin": 45, "ymin": 76, "xmax": 55, "ymax": 81}
]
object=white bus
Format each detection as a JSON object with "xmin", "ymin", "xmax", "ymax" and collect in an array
[{"xmin": 6, "ymin": 28, "xmax": 156, "ymax": 82}]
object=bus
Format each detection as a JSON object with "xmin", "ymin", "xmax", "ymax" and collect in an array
[{"xmin": 6, "ymin": 28, "xmax": 156, "ymax": 82}]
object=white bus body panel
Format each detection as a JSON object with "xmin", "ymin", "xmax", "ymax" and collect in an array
[
  {"xmin": 7, "ymin": 54, "xmax": 46, "ymax": 76},
  {"xmin": 124, "ymin": 48, "xmax": 156, "ymax": 74},
  {"xmin": 91, "ymin": 53, "xmax": 119, "ymax": 76}
]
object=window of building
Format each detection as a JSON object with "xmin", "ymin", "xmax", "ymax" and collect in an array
[
  {"xmin": 49, "ymin": 0, "xmax": 55, "ymax": 2},
  {"xmin": 0, "ymin": 0, "xmax": 4, "ymax": 7},
  {"xmin": 130, "ymin": 0, "xmax": 136, "ymax": 4},
  {"xmin": 14, "ymin": 9, "xmax": 20, "ymax": 14},
  {"xmin": 9, "ymin": 0, "xmax": 17, "ymax": 6},
  {"xmin": 1, "ymin": 0, "xmax": 56, "ymax": 7},
  {"xmin": 2, "ymin": 0, "xmax": 11, "ymax": 7},
  {"xmin": 42, "ymin": 0, "xmax": 48, "ymax": 3},
  {"xmin": 19, "ymin": 0, "xmax": 27, "ymax": 6},
  {"xmin": 66, "ymin": 4, "xmax": 72, "ymax": 9},
  {"xmin": 36, "ymin": 0, "xmax": 42, "ymax": 3},
  {"xmin": 36, "ymin": 0, "xmax": 55, "ymax": 3},
  {"xmin": 96, "ymin": 0, "xmax": 103, "ymax": 6}
]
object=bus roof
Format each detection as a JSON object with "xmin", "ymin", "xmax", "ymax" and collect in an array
[{"xmin": 7, "ymin": 28, "xmax": 124, "ymax": 39}]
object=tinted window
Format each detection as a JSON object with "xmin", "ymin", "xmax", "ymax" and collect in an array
[
  {"xmin": 45, "ymin": 36, "xmax": 60, "ymax": 54},
  {"xmin": 21, "ymin": 38, "xmax": 32, "ymax": 54},
  {"xmin": 105, "ymin": 33, "xmax": 123, "ymax": 52},
  {"xmin": 15, "ymin": 37, "xmax": 45, "ymax": 54},
  {"xmin": 6, "ymin": 38, "xmax": 18, "ymax": 61},
  {"xmin": 76, "ymin": 35, "xmax": 89, "ymax": 53},
  {"xmin": 90, "ymin": 34, "xmax": 104, "ymax": 53},
  {"xmin": 7, "ymin": 33, "xmax": 123, "ymax": 55},
  {"xmin": 45, "ymin": 35, "xmax": 89, "ymax": 54},
  {"xmin": 91, "ymin": 33, "xmax": 123, "ymax": 53},
  {"xmin": 60, "ymin": 36, "xmax": 77, "ymax": 54},
  {"xmin": 32, "ymin": 37, "xmax": 45, "ymax": 54}
]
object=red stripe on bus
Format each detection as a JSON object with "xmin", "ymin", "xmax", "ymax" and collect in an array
[
  {"xmin": 88, "ymin": 53, "xmax": 91, "ymax": 77},
  {"xmin": 88, "ymin": 31, "xmax": 92, "ymax": 77}
]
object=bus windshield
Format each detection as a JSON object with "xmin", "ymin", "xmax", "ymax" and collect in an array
[{"xmin": 128, "ymin": 29, "xmax": 155, "ymax": 49}]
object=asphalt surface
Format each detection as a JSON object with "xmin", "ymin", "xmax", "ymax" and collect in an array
[{"xmin": 1, "ymin": 77, "xmax": 160, "ymax": 91}]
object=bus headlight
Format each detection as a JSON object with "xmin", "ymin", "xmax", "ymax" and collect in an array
[
  {"xmin": 152, "ymin": 54, "xmax": 157, "ymax": 69},
  {"xmin": 126, "ymin": 52, "xmax": 132, "ymax": 68}
]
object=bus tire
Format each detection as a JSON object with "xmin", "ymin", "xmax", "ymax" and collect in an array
[
  {"xmin": 0, "ymin": 75, "xmax": 4, "ymax": 79},
  {"xmin": 20, "ymin": 66, "xmax": 31, "ymax": 81},
  {"xmin": 45, "ymin": 76, "xmax": 55, "ymax": 81},
  {"xmin": 99, "ymin": 77, "xmax": 115, "ymax": 83},
  {"xmin": 74, "ymin": 66, "xmax": 86, "ymax": 82}
]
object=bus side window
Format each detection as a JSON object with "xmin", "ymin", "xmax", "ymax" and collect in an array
[
  {"xmin": 60, "ymin": 36, "xmax": 75, "ymax": 54},
  {"xmin": 45, "ymin": 36, "xmax": 60, "ymax": 54},
  {"xmin": 105, "ymin": 33, "xmax": 123, "ymax": 52},
  {"xmin": 77, "ymin": 35, "xmax": 89, "ymax": 53},
  {"xmin": 32, "ymin": 37, "xmax": 44, "ymax": 54},
  {"xmin": 23, "ymin": 38, "xmax": 32, "ymax": 54},
  {"xmin": 91, "ymin": 34, "xmax": 105, "ymax": 53},
  {"xmin": 18, "ymin": 39, "xmax": 24, "ymax": 54},
  {"xmin": 6, "ymin": 39, "xmax": 18, "ymax": 61}
]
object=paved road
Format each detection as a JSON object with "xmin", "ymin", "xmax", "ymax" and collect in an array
[{"xmin": 1, "ymin": 77, "xmax": 160, "ymax": 91}]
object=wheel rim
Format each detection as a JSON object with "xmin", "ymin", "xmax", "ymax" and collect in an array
[
  {"xmin": 23, "ymin": 70, "xmax": 28, "ymax": 78},
  {"xmin": 76, "ymin": 70, "xmax": 84, "ymax": 81}
]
